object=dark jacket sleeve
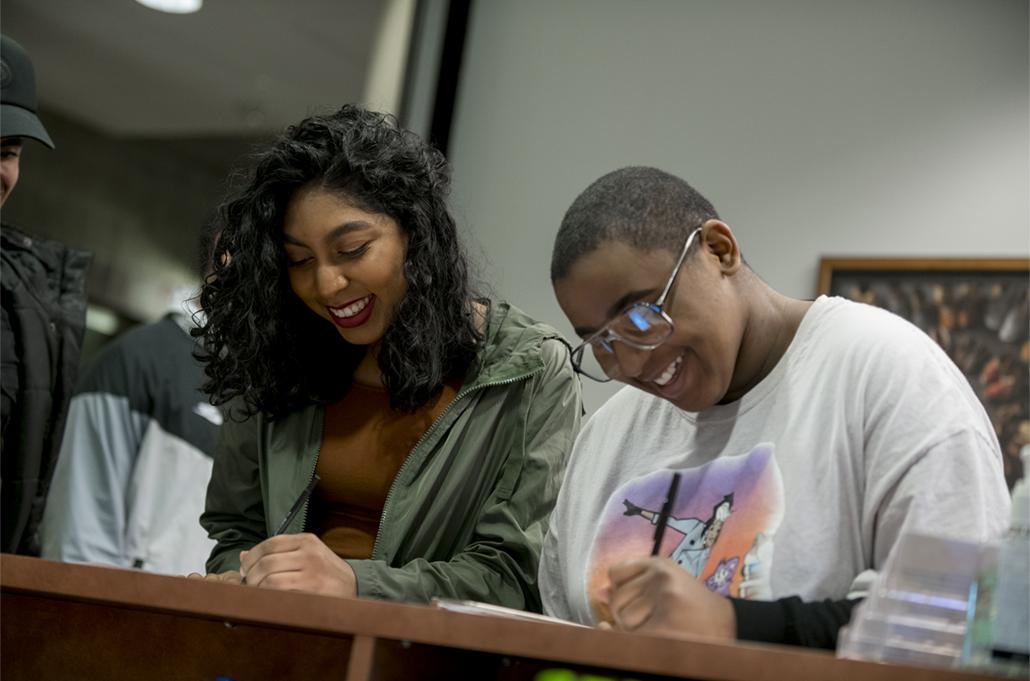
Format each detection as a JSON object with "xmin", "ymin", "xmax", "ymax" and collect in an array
[
  {"xmin": 201, "ymin": 410, "xmax": 268, "ymax": 573},
  {"xmin": 731, "ymin": 596, "xmax": 862, "ymax": 649},
  {"xmin": 0, "ymin": 304, "xmax": 18, "ymax": 446}
]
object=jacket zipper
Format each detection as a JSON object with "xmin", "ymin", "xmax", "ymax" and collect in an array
[
  {"xmin": 297, "ymin": 442, "xmax": 321, "ymax": 534},
  {"xmin": 370, "ymin": 368, "xmax": 543, "ymax": 561}
]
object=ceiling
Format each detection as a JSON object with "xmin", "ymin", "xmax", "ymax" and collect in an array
[{"xmin": 2, "ymin": 0, "xmax": 389, "ymax": 137}]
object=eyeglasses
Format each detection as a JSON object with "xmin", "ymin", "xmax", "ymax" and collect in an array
[{"xmin": 570, "ymin": 227, "xmax": 702, "ymax": 382}]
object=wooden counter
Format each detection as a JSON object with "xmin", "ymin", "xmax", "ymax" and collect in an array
[{"xmin": 0, "ymin": 554, "xmax": 995, "ymax": 681}]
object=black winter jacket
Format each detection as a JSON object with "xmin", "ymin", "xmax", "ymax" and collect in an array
[{"xmin": 1, "ymin": 224, "xmax": 90, "ymax": 554}]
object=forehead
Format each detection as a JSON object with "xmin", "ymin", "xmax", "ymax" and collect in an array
[
  {"xmin": 285, "ymin": 187, "xmax": 363, "ymax": 223},
  {"xmin": 283, "ymin": 187, "xmax": 395, "ymax": 238},
  {"xmin": 553, "ymin": 241, "xmax": 678, "ymax": 331}
]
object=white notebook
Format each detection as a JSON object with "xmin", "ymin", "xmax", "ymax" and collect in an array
[{"xmin": 432, "ymin": 598, "xmax": 589, "ymax": 627}]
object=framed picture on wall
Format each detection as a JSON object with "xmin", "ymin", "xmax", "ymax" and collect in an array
[{"xmin": 817, "ymin": 257, "xmax": 1030, "ymax": 490}]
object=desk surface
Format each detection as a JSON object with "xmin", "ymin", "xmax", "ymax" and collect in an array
[{"xmin": 0, "ymin": 554, "xmax": 996, "ymax": 681}]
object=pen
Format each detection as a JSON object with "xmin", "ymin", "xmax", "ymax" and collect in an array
[
  {"xmin": 274, "ymin": 474, "xmax": 321, "ymax": 536},
  {"xmin": 650, "ymin": 472, "xmax": 681, "ymax": 556}
]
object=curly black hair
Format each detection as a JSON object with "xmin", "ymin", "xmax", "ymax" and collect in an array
[{"xmin": 196, "ymin": 105, "xmax": 482, "ymax": 418}]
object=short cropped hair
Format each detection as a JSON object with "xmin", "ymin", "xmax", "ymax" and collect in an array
[{"xmin": 551, "ymin": 167, "xmax": 720, "ymax": 281}]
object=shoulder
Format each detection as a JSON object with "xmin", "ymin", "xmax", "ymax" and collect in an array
[
  {"xmin": 802, "ymin": 297, "xmax": 994, "ymax": 440},
  {"xmin": 805, "ymin": 296, "xmax": 930, "ymax": 346},
  {"xmin": 77, "ymin": 317, "xmax": 196, "ymax": 396},
  {"xmin": 559, "ymin": 387, "xmax": 685, "ymax": 504},
  {"xmin": 487, "ymin": 301, "xmax": 566, "ymax": 345},
  {"xmin": 124, "ymin": 316, "xmax": 193, "ymax": 349},
  {"xmin": 216, "ymin": 400, "xmax": 271, "ymax": 450},
  {"xmin": 0, "ymin": 226, "xmax": 90, "ymax": 275},
  {"xmin": 577, "ymin": 386, "xmax": 671, "ymax": 447},
  {"xmin": 87, "ymin": 317, "xmax": 190, "ymax": 368},
  {"xmin": 479, "ymin": 300, "xmax": 574, "ymax": 372},
  {"xmin": 798, "ymin": 296, "xmax": 956, "ymax": 376}
]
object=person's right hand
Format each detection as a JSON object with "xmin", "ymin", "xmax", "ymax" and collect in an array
[
  {"xmin": 606, "ymin": 558, "xmax": 736, "ymax": 642},
  {"xmin": 186, "ymin": 570, "xmax": 243, "ymax": 585}
]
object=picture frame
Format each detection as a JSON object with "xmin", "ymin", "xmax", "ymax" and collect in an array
[{"xmin": 817, "ymin": 257, "xmax": 1030, "ymax": 490}]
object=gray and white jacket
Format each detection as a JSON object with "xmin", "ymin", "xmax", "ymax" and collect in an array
[{"xmin": 41, "ymin": 309, "xmax": 221, "ymax": 575}]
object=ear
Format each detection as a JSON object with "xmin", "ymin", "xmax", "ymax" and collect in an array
[{"xmin": 700, "ymin": 220, "xmax": 742, "ymax": 275}]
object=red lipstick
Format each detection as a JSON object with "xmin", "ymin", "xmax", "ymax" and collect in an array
[{"xmin": 328, "ymin": 295, "xmax": 375, "ymax": 329}]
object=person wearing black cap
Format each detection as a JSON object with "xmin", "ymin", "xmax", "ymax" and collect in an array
[
  {"xmin": 1, "ymin": 34, "xmax": 91, "ymax": 555},
  {"xmin": 0, "ymin": 34, "xmax": 54, "ymax": 204}
]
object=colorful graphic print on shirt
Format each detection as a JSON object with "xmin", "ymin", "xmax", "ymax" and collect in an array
[{"xmin": 586, "ymin": 444, "xmax": 784, "ymax": 621}]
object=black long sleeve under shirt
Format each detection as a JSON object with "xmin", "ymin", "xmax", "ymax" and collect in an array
[{"xmin": 730, "ymin": 596, "xmax": 863, "ymax": 649}]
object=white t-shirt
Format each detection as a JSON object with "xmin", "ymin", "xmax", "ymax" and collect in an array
[{"xmin": 540, "ymin": 296, "xmax": 1011, "ymax": 624}]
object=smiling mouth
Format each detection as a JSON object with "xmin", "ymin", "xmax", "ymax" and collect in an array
[
  {"xmin": 330, "ymin": 295, "xmax": 371, "ymax": 319},
  {"xmin": 327, "ymin": 295, "xmax": 375, "ymax": 329},
  {"xmin": 650, "ymin": 354, "xmax": 683, "ymax": 387}
]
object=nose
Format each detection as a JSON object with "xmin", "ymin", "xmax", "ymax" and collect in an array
[
  {"xmin": 315, "ymin": 263, "xmax": 349, "ymax": 301},
  {"xmin": 610, "ymin": 341, "xmax": 649, "ymax": 380}
]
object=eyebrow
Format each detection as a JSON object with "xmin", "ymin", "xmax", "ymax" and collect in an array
[
  {"xmin": 283, "ymin": 220, "xmax": 373, "ymax": 247},
  {"xmin": 573, "ymin": 287, "xmax": 659, "ymax": 336}
]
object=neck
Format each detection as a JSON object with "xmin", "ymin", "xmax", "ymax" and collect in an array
[
  {"xmin": 722, "ymin": 276, "xmax": 811, "ymax": 403},
  {"xmin": 352, "ymin": 343, "xmax": 385, "ymax": 388},
  {"xmin": 347, "ymin": 300, "xmax": 486, "ymax": 392}
]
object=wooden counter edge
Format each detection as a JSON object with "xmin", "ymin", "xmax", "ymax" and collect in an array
[{"xmin": 1, "ymin": 554, "xmax": 995, "ymax": 681}]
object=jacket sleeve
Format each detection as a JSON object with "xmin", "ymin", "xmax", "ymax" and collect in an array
[
  {"xmin": 40, "ymin": 392, "xmax": 144, "ymax": 567},
  {"xmin": 0, "ymin": 303, "xmax": 17, "ymax": 446},
  {"xmin": 347, "ymin": 340, "xmax": 582, "ymax": 611},
  {"xmin": 200, "ymin": 410, "xmax": 268, "ymax": 573}
]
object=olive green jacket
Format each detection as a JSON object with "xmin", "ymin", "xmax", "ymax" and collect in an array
[{"xmin": 201, "ymin": 302, "xmax": 581, "ymax": 612}]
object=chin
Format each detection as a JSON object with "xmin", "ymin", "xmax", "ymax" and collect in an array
[
  {"xmin": 334, "ymin": 325, "xmax": 384, "ymax": 347},
  {"xmin": 654, "ymin": 380, "xmax": 724, "ymax": 413},
  {"xmin": 670, "ymin": 394, "xmax": 719, "ymax": 413}
]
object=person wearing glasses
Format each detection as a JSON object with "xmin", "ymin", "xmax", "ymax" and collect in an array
[{"xmin": 538, "ymin": 167, "xmax": 1010, "ymax": 648}]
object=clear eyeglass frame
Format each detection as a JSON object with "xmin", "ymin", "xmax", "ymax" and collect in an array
[{"xmin": 570, "ymin": 227, "xmax": 702, "ymax": 382}]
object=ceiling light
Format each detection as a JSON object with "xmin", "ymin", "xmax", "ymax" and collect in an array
[{"xmin": 135, "ymin": 0, "xmax": 203, "ymax": 14}]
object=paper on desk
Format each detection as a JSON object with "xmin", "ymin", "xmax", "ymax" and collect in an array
[{"xmin": 432, "ymin": 599, "xmax": 589, "ymax": 627}]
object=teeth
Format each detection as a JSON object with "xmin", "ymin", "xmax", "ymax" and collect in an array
[
  {"xmin": 653, "ymin": 356, "xmax": 682, "ymax": 387},
  {"xmin": 330, "ymin": 296, "xmax": 371, "ymax": 319}
]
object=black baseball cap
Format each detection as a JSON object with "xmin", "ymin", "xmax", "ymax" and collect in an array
[{"xmin": 1, "ymin": 34, "xmax": 54, "ymax": 149}]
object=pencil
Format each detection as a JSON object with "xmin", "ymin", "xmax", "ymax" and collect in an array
[{"xmin": 650, "ymin": 472, "xmax": 681, "ymax": 556}]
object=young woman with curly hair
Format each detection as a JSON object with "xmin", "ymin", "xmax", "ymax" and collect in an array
[{"xmin": 192, "ymin": 105, "xmax": 581, "ymax": 611}]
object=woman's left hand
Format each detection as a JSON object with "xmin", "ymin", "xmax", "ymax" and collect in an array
[{"xmin": 239, "ymin": 533, "xmax": 357, "ymax": 598}]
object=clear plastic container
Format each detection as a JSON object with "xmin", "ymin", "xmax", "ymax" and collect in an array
[{"xmin": 837, "ymin": 532, "xmax": 995, "ymax": 669}]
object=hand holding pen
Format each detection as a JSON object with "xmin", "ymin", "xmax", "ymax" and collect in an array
[
  {"xmin": 274, "ymin": 474, "xmax": 321, "ymax": 537},
  {"xmin": 239, "ymin": 475, "xmax": 321, "ymax": 585},
  {"xmin": 238, "ymin": 475, "xmax": 359, "ymax": 598},
  {"xmin": 604, "ymin": 471, "xmax": 736, "ymax": 641},
  {"xmin": 187, "ymin": 475, "xmax": 324, "ymax": 588}
]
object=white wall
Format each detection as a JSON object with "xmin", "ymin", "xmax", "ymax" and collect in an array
[{"xmin": 448, "ymin": 0, "xmax": 1030, "ymax": 413}]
